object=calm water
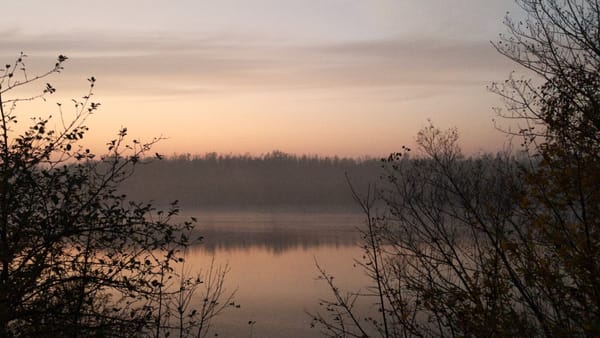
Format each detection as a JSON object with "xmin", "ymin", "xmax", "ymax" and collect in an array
[{"xmin": 179, "ymin": 211, "xmax": 375, "ymax": 337}]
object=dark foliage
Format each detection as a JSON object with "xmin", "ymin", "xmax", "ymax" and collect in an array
[
  {"xmin": 0, "ymin": 54, "xmax": 231, "ymax": 337},
  {"xmin": 312, "ymin": 1, "xmax": 600, "ymax": 336}
]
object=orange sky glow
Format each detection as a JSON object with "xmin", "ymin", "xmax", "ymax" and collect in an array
[{"xmin": 2, "ymin": 0, "xmax": 525, "ymax": 158}]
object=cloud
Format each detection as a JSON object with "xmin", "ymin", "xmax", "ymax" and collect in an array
[{"xmin": 0, "ymin": 31, "xmax": 513, "ymax": 97}]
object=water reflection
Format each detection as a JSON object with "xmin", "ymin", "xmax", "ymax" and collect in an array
[
  {"xmin": 188, "ymin": 211, "xmax": 362, "ymax": 253},
  {"xmin": 177, "ymin": 211, "xmax": 373, "ymax": 337}
]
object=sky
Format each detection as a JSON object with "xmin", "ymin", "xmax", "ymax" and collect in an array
[{"xmin": 1, "ymin": 0, "xmax": 524, "ymax": 157}]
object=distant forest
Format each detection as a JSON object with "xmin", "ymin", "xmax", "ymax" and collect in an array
[{"xmin": 120, "ymin": 151, "xmax": 382, "ymax": 211}]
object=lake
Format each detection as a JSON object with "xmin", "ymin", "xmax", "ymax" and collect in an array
[{"xmin": 179, "ymin": 211, "xmax": 375, "ymax": 337}]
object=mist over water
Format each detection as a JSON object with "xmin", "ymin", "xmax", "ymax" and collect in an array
[
  {"xmin": 190, "ymin": 211, "xmax": 361, "ymax": 253},
  {"xmin": 118, "ymin": 153, "xmax": 382, "ymax": 336},
  {"xmin": 121, "ymin": 152, "xmax": 381, "ymax": 210}
]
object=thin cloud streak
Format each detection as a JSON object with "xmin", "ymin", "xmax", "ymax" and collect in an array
[{"xmin": 0, "ymin": 31, "xmax": 512, "ymax": 97}]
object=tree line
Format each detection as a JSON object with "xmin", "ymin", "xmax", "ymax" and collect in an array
[{"xmin": 120, "ymin": 151, "xmax": 381, "ymax": 211}]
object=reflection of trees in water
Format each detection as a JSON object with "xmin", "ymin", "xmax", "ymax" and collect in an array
[
  {"xmin": 192, "ymin": 227, "xmax": 359, "ymax": 254},
  {"xmin": 185, "ymin": 212, "xmax": 362, "ymax": 254}
]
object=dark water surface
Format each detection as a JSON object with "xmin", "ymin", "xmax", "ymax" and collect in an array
[{"xmin": 180, "ymin": 211, "xmax": 374, "ymax": 337}]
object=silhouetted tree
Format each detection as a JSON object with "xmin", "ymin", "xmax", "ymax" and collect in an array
[
  {"xmin": 491, "ymin": 0, "xmax": 600, "ymax": 334},
  {"xmin": 0, "ymin": 53, "xmax": 231, "ymax": 337},
  {"xmin": 313, "ymin": 0, "xmax": 600, "ymax": 336}
]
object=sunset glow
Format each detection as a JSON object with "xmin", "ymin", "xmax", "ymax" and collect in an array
[{"xmin": 3, "ymin": 0, "xmax": 520, "ymax": 157}]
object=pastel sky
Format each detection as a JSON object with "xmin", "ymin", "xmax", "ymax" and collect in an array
[{"xmin": 1, "ymin": 0, "xmax": 524, "ymax": 157}]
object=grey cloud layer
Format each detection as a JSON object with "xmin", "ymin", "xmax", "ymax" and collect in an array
[{"xmin": 0, "ymin": 32, "xmax": 513, "ymax": 96}]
